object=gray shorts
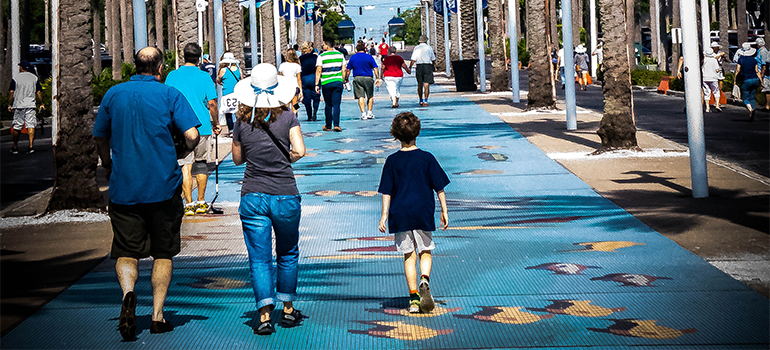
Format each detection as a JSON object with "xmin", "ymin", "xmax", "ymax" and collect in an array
[
  {"xmin": 178, "ymin": 134, "xmax": 211, "ymax": 167},
  {"xmin": 353, "ymin": 76, "xmax": 374, "ymax": 100},
  {"xmin": 415, "ymin": 64, "xmax": 435, "ymax": 85},
  {"xmin": 394, "ymin": 229, "xmax": 435, "ymax": 254},
  {"xmin": 12, "ymin": 108, "xmax": 36, "ymax": 130}
]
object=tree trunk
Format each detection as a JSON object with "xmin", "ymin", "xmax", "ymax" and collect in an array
[
  {"xmin": 148, "ymin": 1, "xmax": 156, "ymax": 48},
  {"xmin": 279, "ymin": 16, "xmax": 287, "ymax": 56},
  {"xmin": 461, "ymin": 0, "xmax": 477, "ymax": 59},
  {"xmin": 105, "ymin": 0, "xmax": 112, "ymax": 51},
  {"xmin": 526, "ymin": 0, "xmax": 555, "ymax": 108},
  {"xmin": 549, "ymin": 0, "xmax": 558, "ymax": 49},
  {"xmin": 489, "ymin": 0, "xmax": 509, "ymax": 90},
  {"xmin": 596, "ymin": 0, "xmax": 638, "ymax": 151},
  {"xmin": 168, "ymin": 0, "xmax": 176, "ymax": 57},
  {"xmin": 736, "ymin": 0, "xmax": 746, "ymax": 45},
  {"xmin": 156, "ymin": 0, "xmax": 164, "ymax": 50},
  {"xmin": 436, "ymin": 9, "xmax": 447, "ymax": 72},
  {"xmin": 111, "ymin": 0, "xmax": 122, "ymax": 80},
  {"xmin": 515, "ymin": 0, "xmax": 521, "ymax": 42},
  {"xmin": 260, "ymin": 1, "xmax": 276, "ymax": 64},
  {"xmin": 572, "ymin": 0, "xmax": 582, "ymax": 44},
  {"xmin": 224, "ymin": 1, "xmax": 246, "ymax": 67},
  {"xmin": 120, "ymin": 0, "xmax": 134, "ymax": 64},
  {"xmin": 48, "ymin": 0, "xmax": 104, "ymax": 211},
  {"xmin": 450, "ymin": 12, "xmax": 460, "ymax": 60},
  {"xmin": 208, "ymin": 1, "xmax": 216, "ymax": 59},
  {"xmin": 670, "ymin": 0, "xmax": 679, "ymax": 74},
  {"xmin": 314, "ymin": 21, "xmax": 322, "ymax": 53},
  {"xmin": 175, "ymin": 0, "xmax": 196, "ymax": 66},
  {"xmin": 0, "ymin": 6, "xmax": 9, "ymax": 96},
  {"xmin": 650, "ymin": 0, "xmax": 661, "ymax": 68},
  {"xmin": 718, "ymin": 0, "xmax": 728, "ymax": 68},
  {"xmin": 626, "ymin": 0, "xmax": 635, "ymax": 68},
  {"xmin": 93, "ymin": 0, "xmax": 102, "ymax": 75}
]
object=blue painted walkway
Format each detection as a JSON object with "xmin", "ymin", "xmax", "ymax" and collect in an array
[{"xmin": 3, "ymin": 79, "xmax": 768, "ymax": 349}]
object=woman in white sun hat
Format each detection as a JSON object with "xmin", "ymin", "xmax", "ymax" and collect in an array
[
  {"xmin": 217, "ymin": 52, "xmax": 241, "ymax": 132},
  {"xmin": 734, "ymin": 42, "xmax": 761, "ymax": 120},
  {"xmin": 574, "ymin": 44, "xmax": 590, "ymax": 90},
  {"xmin": 231, "ymin": 63, "xmax": 306, "ymax": 335}
]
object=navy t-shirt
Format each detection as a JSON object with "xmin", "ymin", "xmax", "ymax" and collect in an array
[
  {"xmin": 738, "ymin": 55, "xmax": 759, "ymax": 80},
  {"xmin": 346, "ymin": 52, "xmax": 378, "ymax": 77},
  {"xmin": 378, "ymin": 149, "xmax": 450, "ymax": 233},
  {"xmin": 299, "ymin": 53, "xmax": 318, "ymax": 77}
]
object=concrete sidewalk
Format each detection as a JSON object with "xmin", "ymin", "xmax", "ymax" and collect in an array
[{"xmin": 0, "ymin": 77, "xmax": 768, "ymax": 348}]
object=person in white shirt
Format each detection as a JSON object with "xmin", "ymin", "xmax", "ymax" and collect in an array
[
  {"xmin": 409, "ymin": 35, "xmax": 436, "ymax": 106},
  {"xmin": 279, "ymin": 50, "xmax": 304, "ymax": 113},
  {"xmin": 756, "ymin": 38, "xmax": 769, "ymax": 111},
  {"xmin": 702, "ymin": 50, "xmax": 722, "ymax": 113},
  {"xmin": 7, "ymin": 60, "xmax": 44, "ymax": 154}
]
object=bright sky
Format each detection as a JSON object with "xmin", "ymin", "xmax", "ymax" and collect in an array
[{"xmin": 341, "ymin": 0, "xmax": 421, "ymax": 40}]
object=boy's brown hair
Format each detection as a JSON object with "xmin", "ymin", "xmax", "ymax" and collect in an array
[{"xmin": 390, "ymin": 112, "xmax": 421, "ymax": 143}]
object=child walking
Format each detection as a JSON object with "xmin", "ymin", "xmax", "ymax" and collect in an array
[{"xmin": 378, "ymin": 112, "xmax": 450, "ymax": 313}]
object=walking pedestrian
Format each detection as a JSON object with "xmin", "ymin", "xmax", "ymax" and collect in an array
[
  {"xmin": 315, "ymin": 40, "xmax": 346, "ymax": 132},
  {"xmin": 756, "ymin": 38, "xmax": 769, "ymax": 112},
  {"xmin": 279, "ymin": 49, "xmax": 304, "ymax": 114},
  {"xmin": 592, "ymin": 42, "xmax": 603, "ymax": 75},
  {"xmin": 200, "ymin": 54, "xmax": 217, "ymax": 83},
  {"xmin": 345, "ymin": 42, "xmax": 381, "ymax": 120},
  {"xmin": 231, "ymin": 63, "xmax": 307, "ymax": 335},
  {"xmin": 378, "ymin": 111, "xmax": 450, "ymax": 314},
  {"xmin": 702, "ymin": 50, "xmax": 722, "ymax": 113},
  {"xmin": 299, "ymin": 42, "xmax": 320, "ymax": 121},
  {"xmin": 710, "ymin": 42, "xmax": 727, "ymax": 93},
  {"xmin": 165, "ymin": 43, "xmax": 222, "ymax": 216},
  {"xmin": 381, "ymin": 46, "xmax": 411, "ymax": 108},
  {"xmin": 379, "ymin": 38, "xmax": 390, "ymax": 62},
  {"xmin": 556, "ymin": 45, "xmax": 566, "ymax": 88},
  {"xmin": 93, "ymin": 47, "xmax": 201, "ymax": 341},
  {"xmin": 409, "ymin": 35, "xmax": 436, "ymax": 107},
  {"xmin": 217, "ymin": 52, "xmax": 241, "ymax": 132},
  {"xmin": 734, "ymin": 43, "xmax": 761, "ymax": 121},
  {"xmin": 7, "ymin": 60, "xmax": 44, "ymax": 154},
  {"xmin": 574, "ymin": 44, "xmax": 590, "ymax": 90}
]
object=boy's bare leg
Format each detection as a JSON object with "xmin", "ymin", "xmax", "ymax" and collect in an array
[
  {"xmin": 419, "ymin": 251, "xmax": 432, "ymax": 278},
  {"xmin": 151, "ymin": 258, "xmax": 172, "ymax": 322},
  {"xmin": 404, "ymin": 252, "xmax": 418, "ymax": 291}
]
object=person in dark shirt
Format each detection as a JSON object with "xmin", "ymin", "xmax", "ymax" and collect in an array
[
  {"xmin": 199, "ymin": 54, "xmax": 217, "ymax": 83},
  {"xmin": 734, "ymin": 43, "xmax": 762, "ymax": 121},
  {"xmin": 378, "ymin": 112, "xmax": 450, "ymax": 314},
  {"xmin": 299, "ymin": 41, "xmax": 320, "ymax": 121}
]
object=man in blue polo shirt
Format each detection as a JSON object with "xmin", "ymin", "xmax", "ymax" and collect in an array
[
  {"xmin": 345, "ymin": 42, "xmax": 381, "ymax": 120},
  {"xmin": 93, "ymin": 47, "xmax": 200, "ymax": 341},
  {"xmin": 165, "ymin": 43, "xmax": 221, "ymax": 216}
]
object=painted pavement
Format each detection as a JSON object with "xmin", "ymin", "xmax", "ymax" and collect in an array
[{"xmin": 2, "ymin": 79, "xmax": 768, "ymax": 349}]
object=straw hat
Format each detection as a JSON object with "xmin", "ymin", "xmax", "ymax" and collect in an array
[
  {"xmin": 233, "ymin": 63, "xmax": 296, "ymax": 109},
  {"xmin": 741, "ymin": 42, "xmax": 756, "ymax": 56},
  {"xmin": 220, "ymin": 52, "xmax": 238, "ymax": 64},
  {"xmin": 575, "ymin": 44, "xmax": 587, "ymax": 54}
]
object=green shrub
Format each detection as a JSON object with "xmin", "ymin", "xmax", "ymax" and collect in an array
[
  {"xmin": 0, "ymin": 94, "xmax": 11, "ymax": 121},
  {"xmin": 630, "ymin": 69, "xmax": 669, "ymax": 87},
  {"xmin": 38, "ymin": 78, "xmax": 52, "ymax": 120},
  {"xmin": 669, "ymin": 77, "xmax": 684, "ymax": 91},
  {"xmin": 722, "ymin": 72, "xmax": 735, "ymax": 91}
]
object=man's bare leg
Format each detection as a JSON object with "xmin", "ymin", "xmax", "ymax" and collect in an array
[
  {"xmin": 367, "ymin": 97, "xmax": 374, "ymax": 113},
  {"xmin": 358, "ymin": 97, "xmax": 366, "ymax": 113},
  {"xmin": 151, "ymin": 258, "xmax": 173, "ymax": 322},
  {"xmin": 181, "ymin": 164, "xmax": 193, "ymax": 204},
  {"xmin": 423, "ymin": 83, "xmax": 430, "ymax": 102},
  {"xmin": 116, "ymin": 257, "xmax": 139, "ymax": 296},
  {"xmin": 11, "ymin": 128, "xmax": 19, "ymax": 149},
  {"xmin": 27, "ymin": 128, "xmax": 35, "ymax": 149},
  {"xmin": 195, "ymin": 174, "xmax": 208, "ymax": 202},
  {"xmin": 417, "ymin": 84, "xmax": 424, "ymax": 102}
]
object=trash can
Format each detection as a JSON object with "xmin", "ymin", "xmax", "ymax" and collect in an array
[{"xmin": 451, "ymin": 59, "xmax": 479, "ymax": 92}]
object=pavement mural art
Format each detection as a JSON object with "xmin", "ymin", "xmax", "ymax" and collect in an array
[{"xmin": 2, "ymin": 80, "xmax": 767, "ymax": 349}]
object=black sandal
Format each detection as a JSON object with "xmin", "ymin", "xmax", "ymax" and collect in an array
[
  {"xmin": 280, "ymin": 309, "xmax": 306, "ymax": 328},
  {"xmin": 118, "ymin": 292, "xmax": 137, "ymax": 341},
  {"xmin": 254, "ymin": 320, "xmax": 275, "ymax": 335}
]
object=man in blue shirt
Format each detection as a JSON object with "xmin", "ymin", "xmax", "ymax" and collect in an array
[
  {"xmin": 93, "ymin": 47, "xmax": 201, "ymax": 341},
  {"xmin": 345, "ymin": 42, "xmax": 381, "ymax": 120},
  {"xmin": 166, "ymin": 43, "xmax": 221, "ymax": 216}
]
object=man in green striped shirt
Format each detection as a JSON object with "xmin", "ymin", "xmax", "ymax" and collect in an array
[{"xmin": 315, "ymin": 40, "xmax": 347, "ymax": 132}]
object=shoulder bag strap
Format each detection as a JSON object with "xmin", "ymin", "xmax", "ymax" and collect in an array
[{"xmin": 262, "ymin": 125, "xmax": 292, "ymax": 162}]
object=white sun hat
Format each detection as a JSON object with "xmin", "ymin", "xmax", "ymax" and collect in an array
[
  {"xmin": 220, "ymin": 52, "xmax": 238, "ymax": 64},
  {"xmin": 233, "ymin": 63, "xmax": 296, "ymax": 110},
  {"xmin": 741, "ymin": 42, "xmax": 756, "ymax": 56},
  {"xmin": 710, "ymin": 41, "xmax": 721, "ymax": 48},
  {"xmin": 575, "ymin": 44, "xmax": 587, "ymax": 53}
]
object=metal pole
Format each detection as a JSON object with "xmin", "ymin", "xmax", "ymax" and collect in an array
[
  {"xmin": 444, "ymin": 0, "xmax": 450, "ymax": 77},
  {"xmin": 198, "ymin": 10, "xmax": 204, "ymax": 48},
  {"xmin": 213, "ymin": 0, "xmax": 224, "ymax": 97},
  {"xmin": 508, "ymin": 0, "xmax": 519, "ymax": 102},
  {"xmin": 589, "ymin": 0, "xmax": 597, "ymax": 78},
  {"xmin": 250, "ymin": 0, "xmax": 258, "ymax": 68},
  {"xmin": 654, "ymin": 0, "xmax": 662, "ymax": 70},
  {"xmin": 45, "ymin": 0, "xmax": 50, "ymax": 49},
  {"xmin": 51, "ymin": 0, "xmax": 59, "ymax": 145},
  {"xmin": 699, "ymin": 0, "xmax": 710, "ymax": 49},
  {"xmin": 680, "ymin": 0, "xmax": 709, "ymax": 198},
  {"xmin": 476, "ymin": 0, "xmax": 485, "ymax": 91},
  {"xmin": 133, "ymin": 0, "xmax": 147, "ymax": 51},
  {"xmin": 562, "ymin": 0, "xmax": 577, "ymax": 130},
  {"xmin": 290, "ymin": 0, "xmax": 296, "ymax": 45},
  {"xmin": 274, "ymin": 0, "xmax": 281, "ymax": 64},
  {"xmin": 457, "ymin": 0, "xmax": 462, "ymax": 60},
  {"xmin": 11, "ymin": 0, "xmax": 19, "ymax": 82}
]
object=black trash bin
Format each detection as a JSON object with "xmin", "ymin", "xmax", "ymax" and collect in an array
[{"xmin": 451, "ymin": 59, "xmax": 479, "ymax": 92}]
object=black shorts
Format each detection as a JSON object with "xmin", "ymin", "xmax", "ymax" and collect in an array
[
  {"xmin": 109, "ymin": 187, "xmax": 184, "ymax": 260},
  {"xmin": 416, "ymin": 64, "xmax": 435, "ymax": 85}
]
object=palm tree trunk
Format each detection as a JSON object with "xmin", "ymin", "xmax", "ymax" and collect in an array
[
  {"xmin": 156, "ymin": 0, "xmax": 164, "ymax": 50},
  {"xmin": 93, "ymin": 0, "xmax": 102, "ymax": 75},
  {"xmin": 148, "ymin": 1, "xmax": 156, "ymax": 48},
  {"xmin": 718, "ymin": 0, "xmax": 728, "ymax": 66},
  {"xmin": 450, "ymin": 12, "xmax": 460, "ymax": 61},
  {"xmin": 280, "ymin": 16, "xmax": 288, "ymax": 55},
  {"xmin": 224, "ymin": 1, "xmax": 246, "ymax": 67},
  {"xmin": 168, "ymin": 0, "xmax": 176, "ymax": 57},
  {"xmin": 261, "ymin": 0, "xmax": 276, "ymax": 65},
  {"xmin": 461, "ymin": 0, "xmax": 477, "ymax": 59},
  {"xmin": 489, "ymin": 0, "xmax": 508, "ymax": 90},
  {"xmin": 650, "ymin": 0, "xmax": 660, "ymax": 67},
  {"xmin": 175, "ymin": 0, "xmax": 196, "ymax": 66},
  {"xmin": 736, "ymin": 0, "xmax": 746, "ymax": 45},
  {"xmin": 549, "ymin": 0, "xmax": 558, "ymax": 49},
  {"xmin": 0, "ymin": 4, "xmax": 9, "ymax": 94},
  {"xmin": 314, "ymin": 21, "xmax": 322, "ymax": 51},
  {"xmin": 670, "ymin": 0, "xmax": 679, "ymax": 74},
  {"xmin": 120, "ymin": 0, "xmax": 134, "ymax": 64},
  {"xmin": 436, "ymin": 9, "xmax": 447, "ymax": 72},
  {"xmin": 111, "ymin": 0, "xmax": 122, "ymax": 80},
  {"xmin": 207, "ymin": 1, "xmax": 216, "ymax": 59},
  {"xmin": 596, "ymin": 0, "xmax": 638, "ymax": 151},
  {"xmin": 572, "ymin": 0, "xmax": 582, "ymax": 44},
  {"xmin": 626, "ymin": 0, "xmax": 635, "ymax": 68},
  {"xmin": 48, "ymin": 0, "xmax": 104, "ymax": 211},
  {"xmin": 526, "ymin": 0, "xmax": 555, "ymax": 108}
]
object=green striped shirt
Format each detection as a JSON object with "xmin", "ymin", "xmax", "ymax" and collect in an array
[{"xmin": 316, "ymin": 50, "xmax": 346, "ymax": 85}]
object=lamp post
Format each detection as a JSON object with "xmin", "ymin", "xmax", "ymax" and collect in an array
[
  {"xmin": 508, "ymin": 0, "xmax": 519, "ymax": 102},
  {"xmin": 133, "ymin": 0, "xmax": 147, "ymax": 51},
  {"xmin": 476, "ymin": 0, "xmax": 485, "ymax": 91}
]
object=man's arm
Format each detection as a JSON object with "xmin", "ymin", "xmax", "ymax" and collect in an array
[
  {"xmin": 36, "ymin": 91, "xmax": 45, "ymax": 110},
  {"xmin": 373, "ymin": 67, "xmax": 381, "ymax": 86},
  {"xmin": 315, "ymin": 65, "xmax": 323, "ymax": 93},
  {"xmin": 181, "ymin": 127, "xmax": 200, "ymax": 159},
  {"xmin": 94, "ymin": 136, "xmax": 112, "ymax": 181},
  {"xmin": 207, "ymin": 99, "xmax": 220, "ymax": 135},
  {"xmin": 7, "ymin": 91, "xmax": 14, "ymax": 111}
]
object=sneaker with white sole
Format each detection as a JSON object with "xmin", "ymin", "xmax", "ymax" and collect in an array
[
  {"xmin": 419, "ymin": 279, "xmax": 434, "ymax": 313},
  {"xmin": 195, "ymin": 202, "xmax": 209, "ymax": 214},
  {"xmin": 184, "ymin": 204, "xmax": 196, "ymax": 216},
  {"xmin": 361, "ymin": 112, "xmax": 367, "ymax": 120},
  {"xmin": 366, "ymin": 111, "xmax": 374, "ymax": 119},
  {"xmin": 408, "ymin": 298, "xmax": 420, "ymax": 313}
]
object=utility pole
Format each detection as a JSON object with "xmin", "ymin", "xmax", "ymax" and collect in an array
[
  {"xmin": 476, "ymin": 0, "xmax": 485, "ymax": 91},
  {"xmin": 562, "ymin": 0, "xmax": 577, "ymax": 130},
  {"xmin": 443, "ymin": 0, "xmax": 450, "ymax": 77},
  {"xmin": 133, "ymin": 0, "xmax": 147, "ymax": 50},
  {"xmin": 508, "ymin": 0, "xmax": 519, "ymax": 102}
]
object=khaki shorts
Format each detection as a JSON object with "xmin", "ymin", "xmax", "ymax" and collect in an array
[
  {"xmin": 394, "ymin": 229, "xmax": 435, "ymax": 254},
  {"xmin": 178, "ymin": 134, "xmax": 212, "ymax": 166},
  {"xmin": 12, "ymin": 108, "xmax": 37, "ymax": 130}
]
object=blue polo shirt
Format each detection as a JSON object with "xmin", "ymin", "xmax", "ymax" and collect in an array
[
  {"xmin": 93, "ymin": 75, "xmax": 201, "ymax": 205},
  {"xmin": 165, "ymin": 65, "xmax": 218, "ymax": 136},
  {"xmin": 346, "ymin": 52, "xmax": 378, "ymax": 77}
]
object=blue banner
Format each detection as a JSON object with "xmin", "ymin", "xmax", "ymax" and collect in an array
[
  {"xmin": 446, "ymin": 0, "xmax": 457, "ymax": 13},
  {"xmin": 433, "ymin": 0, "xmax": 443, "ymax": 15}
]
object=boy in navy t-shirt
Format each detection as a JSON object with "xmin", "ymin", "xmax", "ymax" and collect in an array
[{"xmin": 378, "ymin": 112, "xmax": 450, "ymax": 313}]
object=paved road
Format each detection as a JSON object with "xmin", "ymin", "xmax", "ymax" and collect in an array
[{"xmin": 0, "ymin": 124, "xmax": 55, "ymax": 211}]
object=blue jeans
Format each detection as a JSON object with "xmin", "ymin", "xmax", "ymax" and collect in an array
[
  {"xmin": 239, "ymin": 192, "xmax": 302, "ymax": 309},
  {"xmin": 741, "ymin": 78, "xmax": 761, "ymax": 109},
  {"xmin": 301, "ymin": 75, "xmax": 320, "ymax": 120},
  {"xmin": 321, "ymin": 81, "xmax": 343, "ymax": 129}
]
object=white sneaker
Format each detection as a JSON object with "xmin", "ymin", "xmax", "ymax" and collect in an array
[
  {"xmin": 360, "ymin": 112, "xmax": 367, "ymax": 120},
  {"xmin": 366, "ymin": 111, "xmax": 374, "ymax": 119}
]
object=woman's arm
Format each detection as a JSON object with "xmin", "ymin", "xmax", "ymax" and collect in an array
[
  {"xmin": 402, "ymin": 62, "xmax": 411, "ymax": 75},
  {"xmin": 232, "ymin": 140, "xmax": 245, "ymax": 166},
  {"xmin": 288, "ymin": 125, "xmax": 305, "ymax": 163},
  {"xmin": 295, "ymin": 73, "xmax": 303, "ymax": 100},
  {"xmin": 216, "ymin": 68, "xmax": 225, "ymax": 84}
]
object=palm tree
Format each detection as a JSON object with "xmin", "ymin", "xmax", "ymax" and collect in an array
[
  {"xmin": 110, "ymin": 0, "xmax": 122, "ymax": 80},
  {"xmin": 670, "ymin": 0, "xmax": 679, "ymax": 74},
  {"xmin": 93, "ymin": 0, "xmax": 102, "ymax": 75},
  {"xmin": 450, "ymin": 12, "xmax": 460, "ymax": 61},
  {"xmin": 435, "ymin": 6, "xmax": 447, "ymax": 72},
  {"xmin": 736, "ymin": 0, "xmax": 747, "ymax": 46},
  {"xmin": 156, "ymin": 0, "xmax": 165, "ymax": 50},
  {"xmin": 225, "ymin": 0, "xmax": 246, "ymax": 67},
  {"xmin": 261, "ymin": 0, "xmax": 276, "ymax": 65},
  {"xmin": 489, "ymin": 0, "xmax": 508, "ymax": 90},
  {"xmin": 175, "ymin": 0, "xmax": 196, "ymax": 66},
  {"xmin": 460, "ymin": 0, "xmax": 477, "ymax": 59},
  {"xmin": 0, "ymin": 1, "xmax": 10, "ymax": 94},
  {"xmin": 526, "ymin": 0, "xmax": 555, "ymax": 108},
  {"xmin": 572, "ymin": 0, "xmax": 582, "ymax": 44},
  {"xmin": 48, "ymin": 0, "xmax": 105, "ymax": 211},
  {"xmin": 625, "ymin": 0, "xmax": 635, "ymax": 69},
  {"xmin": 650, "ymin": 0, "xmax": 661, "ymax": 69},
  {"xmin": 595, "ymin": 0, "xmax": 638, "ymax": 152},
  {"xmin": 718, "ymin": 0, "xmax": 728, "ymax": 66},
  {"xmin": 549, "ymin": 0, "xmax": 557, "ymax": 50},
  {"xmin": 120, "ymin": 0, "xmax": 134, "ymax": 64}
]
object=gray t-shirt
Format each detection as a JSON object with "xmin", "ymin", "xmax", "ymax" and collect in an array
[{"xmin": 233, "ymin": 110, "xmax": 300, "ymax": 196}]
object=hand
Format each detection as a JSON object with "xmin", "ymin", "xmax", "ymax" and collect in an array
[
  {"xmin": 378, "ymin": 216, "xmax": 387, "ymax": 233},
  {"xmin": 440, "ymin": 211, "xmax": 449, "ymax": 231},
  {"xmin": 375, "ymin": 79, "xmax": 382, "ymax": 87},
  {"xmin": 212, "ymin": 125, "xmax": 222, "ymax": 135},
  {"xmin": 38, "ymin": 105, "xmax": 45, "ymax": 111},
  {"xmin": 7, "ymin": 106, "xmax": 11, "ymax": 112},
  {"xmin": 315, "ymin": 86, "xmax": 320, "ymax": 93},
  {"xmin": 677, "ymin": 72, "xmax": 682, "ymax": 79},
  {"xmin": 298, "ymin": 93, "xmax": 304, "ymax": 101}
]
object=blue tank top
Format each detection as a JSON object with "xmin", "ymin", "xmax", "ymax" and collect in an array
[{"xmin": 221, "ymin": 66, "xmax": 240, "ymax": 95}]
